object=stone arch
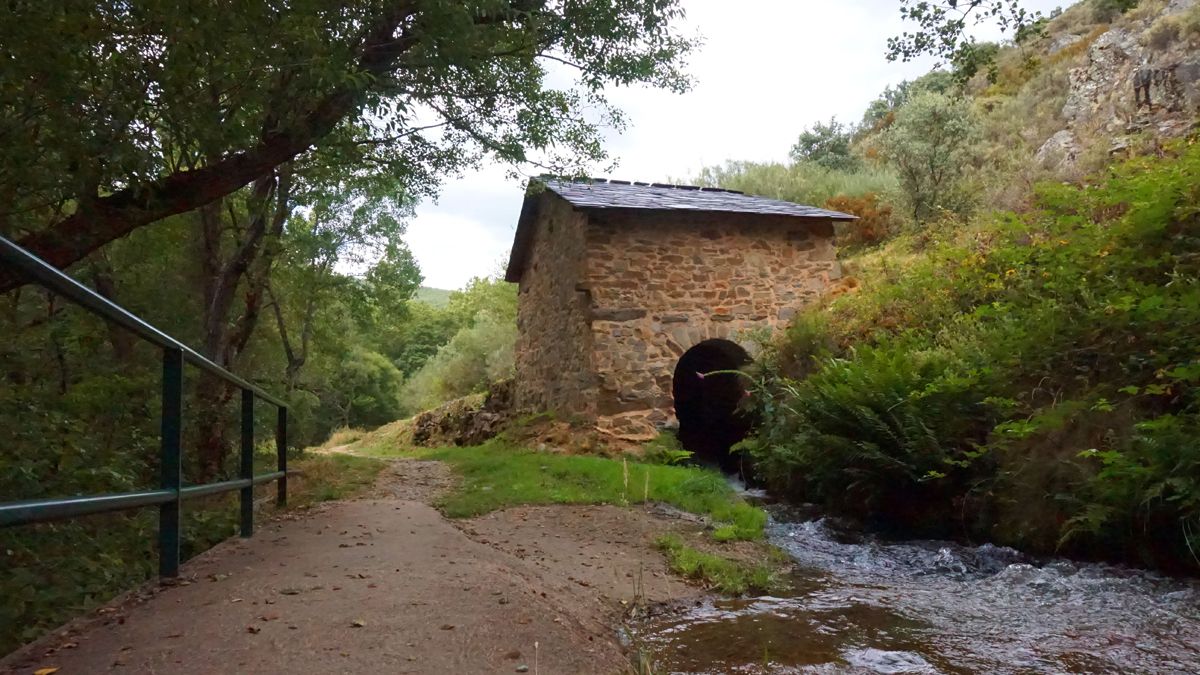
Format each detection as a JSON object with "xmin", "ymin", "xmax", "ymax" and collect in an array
[
  {"xmin": 664, "ymin": 321, "xmax": 760, "ymax": 361},
  {"xmin": 671, "ymin": 338, "xmax": 753, "ymax": 472}
]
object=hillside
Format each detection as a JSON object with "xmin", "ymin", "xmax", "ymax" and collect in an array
[
  {"xmin": 709, "ymin": 0, "xmax": 1200, "ymax": 572},
  {"xmin": 413, "ymin": 286, "xmax": 453, "ymax": 307}
]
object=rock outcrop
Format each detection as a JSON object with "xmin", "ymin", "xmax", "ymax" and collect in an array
[
  {"xmin": 1038, "ymin": 0, "xmax": 1199, "ymax": 166},
  {"xmin": 410, "ymin": 380, "xmax": 514, "ymax": 447},
  {"xmin": 1035, "ymin": 129, "xmax": 1080, "ymax": 170}
]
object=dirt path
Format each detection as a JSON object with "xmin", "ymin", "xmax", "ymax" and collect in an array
[{"xmin": 2, "ymin": 459, "xmax": 704, "ymax": 674}]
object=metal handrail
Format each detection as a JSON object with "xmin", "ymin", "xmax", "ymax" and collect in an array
[{"xmin": 0, "ymin": 233, "xmax": 289, "ymax": 577}]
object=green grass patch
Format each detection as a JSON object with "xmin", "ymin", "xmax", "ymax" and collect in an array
[
  {"xmin": 655, "ymin": 534, "xmax": 779, "ymax": 594},
  {"xmin": 413, "ymin": 440, "xmax": 765, "ymax": 540}
]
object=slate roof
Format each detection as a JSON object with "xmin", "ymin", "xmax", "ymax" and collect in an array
[
  {"xmin": 542, "ymin": 178, "xmax": 858, "ymax": 221},
  {"xmin": 505, "ymin": 177, "xmax": 856, "ymax": 283}
]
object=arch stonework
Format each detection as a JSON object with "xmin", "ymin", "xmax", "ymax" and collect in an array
[{"xmin": 510, "ymin": 187, "xmax": 845, "ymax": 441}]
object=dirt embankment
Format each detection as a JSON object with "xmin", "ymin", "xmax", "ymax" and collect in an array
[{"xmin": 2, "ymin": 459, "xmax": 712, "ymax": 674}]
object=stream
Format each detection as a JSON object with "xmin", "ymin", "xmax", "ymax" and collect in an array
[{"xmin": 635, "ymin": 504, "xmax": 1200, "ymax": 674}]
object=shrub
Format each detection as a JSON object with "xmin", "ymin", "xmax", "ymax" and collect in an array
[
  {"xmin": 691, "ymin": 160, "xmax": 897, "ymax": 209},
  {"xmin": 875, "ymin": 92, "xmax": 981, "ymax": 223},
  {"xmin": 750, "ymin": 139, "xmax": 1200, "ymax": 568},
  {"xmin": 1145, "ymin": 14, "xmax": 1181, "ymax": 50},
  {"xmin": 825, "ymin": 193, "xmax": 894, "ymax": 248},
  {"xmin": 641, "ymin": 431, "xmax": 693, "ymax": 465},
  {"xmin": 1092, "ymin": 0, "xmax": 1139, "ymax": 22},
  {"xmin": 749, "ymin": 346, "xmax": 994, "ymax": 524},
  {"xmin": 399, "ymin": 310, "xmax": 516, "ymax": 414}
]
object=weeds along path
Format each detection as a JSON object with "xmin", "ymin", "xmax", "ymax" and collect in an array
[{"xmin": 2, "ymin": 456, "xmax": 706, "ymax": 675}]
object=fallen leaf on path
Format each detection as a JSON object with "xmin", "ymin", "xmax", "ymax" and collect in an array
[
  {"xmin": 34, "ymin": 668, "xmax": 59, "ymax": 675},
  {"xmin": 351, "ymin": 619, "xmax": 366, "ymax": 628},
  {"xmin": 439, "ymin": 624, "xmax": 455, "ymax": 631},
  {"xmin": 246, "ymin": 626, "xmax": 261, "ymax": 634}
]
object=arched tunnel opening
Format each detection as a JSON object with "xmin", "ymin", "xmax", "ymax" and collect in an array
[{"xmin": 672, "ymin": 339, "xmax": 753, "ymax": 474}]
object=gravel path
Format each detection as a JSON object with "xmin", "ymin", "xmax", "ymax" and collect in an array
[{"xmin": 2, "ymin": 459, "xmax": 702, "ymax": 674}]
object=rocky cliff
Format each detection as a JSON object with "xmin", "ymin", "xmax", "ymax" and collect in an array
[{"xmin": 1035, "ymin": 0, "xmax": 1200, "ymax": 170}]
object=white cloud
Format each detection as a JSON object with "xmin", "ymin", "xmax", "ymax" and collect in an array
[{"xmin": 404, "ymin": 0, "xmax": 1067, "ymax": 290}]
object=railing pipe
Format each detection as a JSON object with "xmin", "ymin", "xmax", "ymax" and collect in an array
[
  {"xmin": 0, "ymin": 235, "xmax": 286, "ymax": 407},
  {"xmin": 0, "ymin": 233, "xmax": 291, "ymax": 580}
]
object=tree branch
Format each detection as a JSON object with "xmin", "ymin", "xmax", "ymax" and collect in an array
[{"xmin": 0, "ymin": 1, "xmax": 421, "ymax": 293}]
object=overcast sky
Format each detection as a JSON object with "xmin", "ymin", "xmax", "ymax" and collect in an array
[{"xmin": 405, "ymin": 0, "xmax": 1066, "ymax": 290}]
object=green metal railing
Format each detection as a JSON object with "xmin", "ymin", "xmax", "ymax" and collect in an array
[{"xmin": 0, "ymin": 234, "xmax": 288, "ymax": 577}]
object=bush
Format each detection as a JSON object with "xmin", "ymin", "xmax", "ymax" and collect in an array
[
  {"xmin": 1092, "ymin": 0, "xmax": 1140, "ymax": 22},
  {"xmin": 748, "ymin": 346, "xmax": 994, "ymax": 525},
  {"xmin": 825, "ymin": 193, "xmax": 894, "ymax": 248},
  {"xmin": 750, "ymin": 140, "xmax": 1200, "ymax": 568},
  {"xmin": 875, "ymin": 92, "xmax": 981, "ymax": 223},
  {"xmin": 691, "ymin": 160, "xmax": 898, "ymax": 209},
  {"xmin": 399, "ymin": 310, "xmax": 516, "ymax": 414},
  {"xmin": 1145, "ymin": 13, "xmax": 1181, "ymax": 50}
]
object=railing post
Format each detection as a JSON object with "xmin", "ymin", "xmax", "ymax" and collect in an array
[
  {"xmin": 276, "ymin": 406, "xmax": 288, "ymax": 507},
  {"xmin": 239, "ymin": 389, "xmax": 254, "ymax": 537},
  {"xmin": 159, "ymin": 348, "xmax": 183, "ymax": 578}
]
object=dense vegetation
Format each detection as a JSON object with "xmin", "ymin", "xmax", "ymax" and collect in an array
[
  {"xmin": 0, "ymin": 0, "xmax": 693, "ymax": 655},
  {"xmin": 705, "ymin": 0, "xmax": 1200, "ymax": 572},
  {"xmin": 746, "ymin": 145, "xmax": 1200, "ymax": 570}
]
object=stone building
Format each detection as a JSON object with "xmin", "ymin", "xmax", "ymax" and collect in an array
[{"xmin": 504, "ymin": 178, "xmax": 853, "ymax": 456}]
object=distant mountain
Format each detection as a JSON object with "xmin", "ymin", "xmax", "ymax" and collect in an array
[{"xmin": 414, "ymin": 286, "xmax": 453, "ymax": 307}]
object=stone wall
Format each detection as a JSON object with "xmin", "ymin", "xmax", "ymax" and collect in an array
[
  {"xmin": 582, "ymin": 210, "xmax": 840, "ymax": 439},
  {"xmin": 512, "ymin": 193, "xmax": 596, "ymax": 419}
]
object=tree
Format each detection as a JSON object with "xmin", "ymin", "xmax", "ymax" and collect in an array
[
  {"xmin": 790, "ymin": 118, "xmax": 860, "ymax": 172},
  {"xmin": 0, "ymin": 1, "xmax": 694, "ymax": 291},
  {"xmin": 328, "ymin": 348, "xmax": 405, "ymax": 428},
  {"xmin": 876, "ymin": 92, "xmax": 980, "ymax": 223},
  {"xmin": 693, "ymin": 161, "xmax": 897, "ymax": 208},
  {"xmin": 886, "ymin": 1, "xmax": 1041, "ymax": 70},
  {"xmin": 860, "ymin": 70, "xmax": 956, "ymax": 131}
]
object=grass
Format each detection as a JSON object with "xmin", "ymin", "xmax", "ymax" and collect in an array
[
  {"xmin": 655, "ymin": 534, "xmax": 780, "ymax": 594},
  {"xmin": 419, "ymin": 440, "xmax": 767, "ymax": 540},
  {"xmin": 289, "ymin": 452, "xmax": 388, "ymax": 507},
  {"xmin": 355, "ymin": 438, "xmax": 767, "ymax": 540},
  {"xmin": 319, "ymin": 426, "xmax": 368, "ymax": 449}
]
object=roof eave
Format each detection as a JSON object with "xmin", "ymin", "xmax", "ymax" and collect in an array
[{"xmin": 504, "ymin": 183, "xmax": 548, "ymax": 283}]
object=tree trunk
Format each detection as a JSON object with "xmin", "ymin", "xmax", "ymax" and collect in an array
[
  {"xmin": 192, "ymin": 169, "xmax": 293, "ymax": 480},
  {"xmin": 87, "ymin": 253, "xmax": 135, "ymax": 363}
]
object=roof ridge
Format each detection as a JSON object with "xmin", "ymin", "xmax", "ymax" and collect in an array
[{"xmin": 537, "ymin": 175, "xmax": 743, "ymax": 195}]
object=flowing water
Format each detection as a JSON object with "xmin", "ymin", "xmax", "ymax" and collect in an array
[{"xmin": 635, "ymin": 505, "xmax": 1200, "ymax": 674}]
